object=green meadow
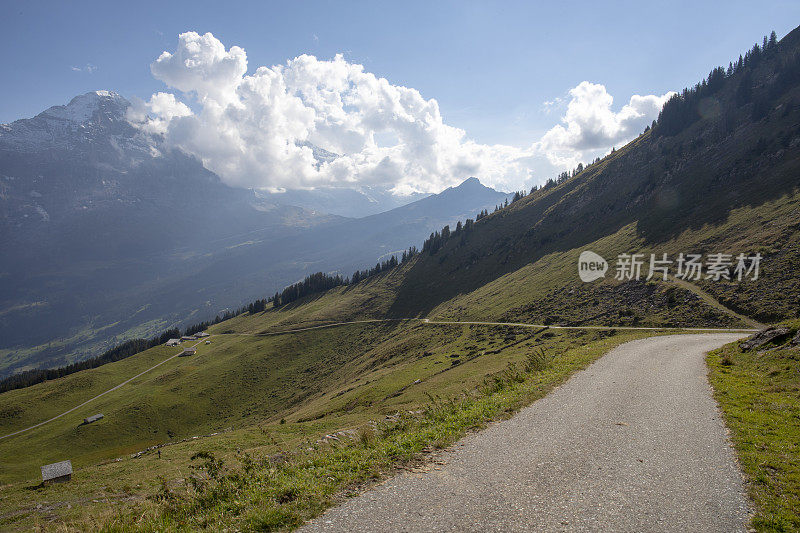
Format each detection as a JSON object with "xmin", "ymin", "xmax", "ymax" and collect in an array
[{"xmin": 0, "ymin": 215, "xmax": 763, "ymax": 531}]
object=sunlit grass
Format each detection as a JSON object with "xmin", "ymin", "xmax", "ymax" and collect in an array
[{"xmin": 708, "ymin": 320, "xmax": 800, "ymax": 532}]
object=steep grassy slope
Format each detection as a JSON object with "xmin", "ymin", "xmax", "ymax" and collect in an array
[
  {"xmin": 0, "ymin": 321, "xmax": 414, "ymax": 480},
  {"xmin": 0, "ymin": 310, "xmax": 593, "ymax": 483},
  {"xmin": 382, "ymin": 29, "xmax": 800, "ymax": 323},
  {"xmin": 426, "ymin": 189, "xmax": 800, "ymax": 328}
]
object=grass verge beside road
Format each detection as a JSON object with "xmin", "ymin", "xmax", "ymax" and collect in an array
[{"xmin": 707, "ymin": 321, "xmax": 800, "ymax": 532}]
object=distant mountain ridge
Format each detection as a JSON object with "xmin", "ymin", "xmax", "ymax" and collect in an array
[
  {"xmin": 260, "ymin": 176, "xmax": 509, "ymax": 273},
  {"xmin": 0, "ymin": 92, "xmax": 508, "ymax": 376},
  {"xmin": 259, "ymin": 186, "xmax": 429, "ymax": 218}
]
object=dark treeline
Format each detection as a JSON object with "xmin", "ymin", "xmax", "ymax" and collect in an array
[
  {"xmin": 184, "ymin": 305, "xmax": 245, "ymax": 336},
  {"xmin": 422, "ymin": 216, "xmax": 477, "ymax": 255},
  {"xmin": 423, "ymin": 204, "xmax": 500, "ymax": 255},
  {"xmin": 0, "ymin": 328, "xmax": 178, "ymax": 394},
  {"xmin": 272, "ymin": 272, "xmax": 347, "ymax": 307},
  {"xmin": 351, "ymin": 255, "xmax": 400, "ymax": 284},
  {"xmin": 272, "ymin": 245, "xmax": 419, "ymax": 306},
  {"xmin": 537, "ymin": 159, "xmax": 600, "ymax": 192},
  {"xmin": 655, "ymin": 32, "xmax": 792, "ymax": 137}
]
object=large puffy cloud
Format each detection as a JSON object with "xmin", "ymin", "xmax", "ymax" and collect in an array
[
  {"xmin": 133, "ymin": 32, "xmax": 670, "ymax": 194},
  {"xmin": 150, "ymin": 31, "xmax": 247, "ymax": 106},
  {"xmin": 134, "ymin": 31, "xmax": 530, "ymax": 194},
  {"xmin": 537, "ymin": 82, "xmax": 674, "ymax": 168},
  {"xmin": 127, "ymin": 92, "xmax": 191, "ymax": 137}
]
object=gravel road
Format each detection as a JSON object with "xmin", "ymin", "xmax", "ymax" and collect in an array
[{"xmin": 301, "ymin": 333, "xmax": 751, "ymax": 532}]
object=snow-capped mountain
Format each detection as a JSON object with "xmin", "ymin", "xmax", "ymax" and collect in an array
[
  {"xmin": 0, "ymin": 91, "xmax": 508, "ymax": 377},
  {"xmin": 0, "ymin": 91, "xmax": 147, "ymax": 153},
  {"xmin": 0, "ymin": 91, "xmax": 307, "ymax": 235},
  {"xmin": 0, "ymin": 91, "xmax": 338, "ymax": 374},
  {"xmin": 39, "ymin": 90, "xmax": 128, "ymax": 124}
]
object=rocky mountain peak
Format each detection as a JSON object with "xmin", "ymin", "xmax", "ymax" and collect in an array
[
  {"xmin": 455, "ymin": 176, "xmax": 483, "ymax": 189},
  {"xmin": 38, "ymin": 90, "xmax": 129, "ymax": 125},
  {"xmin": 0, "ymin": 91, "xmax": 145, "ymax": 155}
]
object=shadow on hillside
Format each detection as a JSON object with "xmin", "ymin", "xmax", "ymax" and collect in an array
[{"xmin": 386, "ymin": 115, "xmax": 800, "ymax": 319}]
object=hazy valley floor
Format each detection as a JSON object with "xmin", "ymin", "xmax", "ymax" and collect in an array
[{"xmin": 302, "ymin": 334, "xmax": 750, "ymax": 532}]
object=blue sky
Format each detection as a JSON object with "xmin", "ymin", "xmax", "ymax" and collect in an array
[{"xmin": 2, "ymin": 1, "xmax": 800, "ymax": 192}]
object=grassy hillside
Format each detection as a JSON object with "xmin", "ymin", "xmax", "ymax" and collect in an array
[
  {"xmin": 426, "ymin": 189, "xmax": 800, "ymax": 328},
  {"xmin": 382, "ymin": 28, "xmax": 800, "ymax": 323},
  {"xmin": 0, "ymin": 220, "xmax": 757, "ymax": 531},
  {"xmin": 0, "ymin": 294, "xmax": 665, "ymax": 530},
  {"xmin": 0, "ymin": 157, "xmax": 771, "ymax": 528}
]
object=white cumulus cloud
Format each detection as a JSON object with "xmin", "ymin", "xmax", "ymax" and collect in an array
[
  {"xmin": 536, "ymin": 82, "xmax": 674, "ymax": 168},
  {"xmin": 127, "ymin": 92, "xmax": 192, "ymax": 136},
  {"xmin": 134, "ymin": 32, "xmax": 671, "ymax": 194}
]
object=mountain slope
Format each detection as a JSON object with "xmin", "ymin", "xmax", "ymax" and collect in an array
[
  {"xmin": 257, "ymin": 177, "xmax": 509, "ymax": 272},
  {"xmin": 259, "ymin": 185, "xmax": 429, "ymax": 217},
  {"xmin": 0, "ymin": 92, "xmax": 340, "ymax": 375},
  {"xmin": 382, "ymin": 28, "xmax": 800, "ymax": 323}
]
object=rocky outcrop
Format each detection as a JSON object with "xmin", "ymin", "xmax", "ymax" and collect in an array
[
  {"xmin": 792, "ymin": 330, "xmax": 800, "ymax": 346},
  {"xmin": 739, "ymin": 326, "xmax": 792, "ymax": 351}
]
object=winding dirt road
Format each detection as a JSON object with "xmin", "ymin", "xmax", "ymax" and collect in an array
[{"xmin": 302, "ymin": 333, "xmax": 751, "ymax": 532}]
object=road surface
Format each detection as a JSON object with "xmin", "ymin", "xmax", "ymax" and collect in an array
[{"xmin": 302, "ymin": 333, "xmax": 751, "ymax": 532}]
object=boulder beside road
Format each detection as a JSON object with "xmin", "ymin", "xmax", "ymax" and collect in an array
[{"xmin": 739, "ymin": 326, "xmax": 792, "ymax": 351}]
